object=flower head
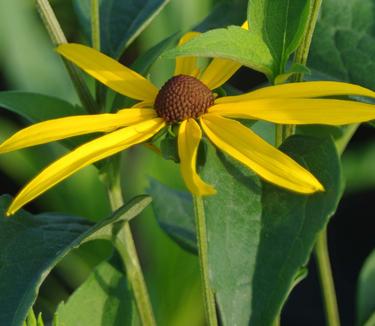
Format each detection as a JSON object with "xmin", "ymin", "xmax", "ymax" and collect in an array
[{"xmin": 2, "ymin": 31, "xmax": 375, "ymax": 215}]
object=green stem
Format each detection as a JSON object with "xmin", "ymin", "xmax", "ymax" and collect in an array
[
  {"xmin": 193, "ymin": 195, "xmax": 218, "ymax": 326},
  {"xmin": 294, "ymin": 2, "xmax": 341, "ymax": 324},
  {"xmin": 281, "ymin": 0, "xmax": 323, "ymax": 140},
  {"xmin": 35, "ymin": 0, "xmax": 98, "ymax": 113},
  {"xmin": 293, "ymin": 0, "xmax": 323, "ymax": 82},
  {"xmin": 90, "ymin": 0, "xmax": 106, "ymax": 110},
  {"xmin": 90, "ymin": 0, "xmax": 101, "ymax": 51},
  {"xmin": 107, "ymin": 162, "xmax": 156, "ymax": 326},
  {"xmin": 275, "ymin": 124, "xmax": 283, "ymax": 147},
  {"xmin": 315, "ymin": 230, "xmax": 341, "ymax": 326},
  {"xmin": 272, "ymin": 315, "xmax": 281, "ymax": 326}
]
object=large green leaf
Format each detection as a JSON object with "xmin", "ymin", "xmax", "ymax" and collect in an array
[
  {"xmin": 56, "ymin": 261, "xmax": 135, "ymax": 326},
  {"xmin": 0, "ymin": 92, "xmax": 84, "ymax": 123},
  {"xmin": 73, "ymin": 0, "xmax": 170, "ymax": 58},
  {"xmin": 308, "ymin": 0, "xmax": 375, "ymax": 89},
  {"xmin": 247, "ymin": 0, "xmax": 311, "ymax": 74},
  {"xmin": 201, "ymin": 135, "xmax": 342, "ymax": 326},
  {"xmin": 164, "ymin": 26, "xmax": 274, "ymax": 78},
  {"xmin": 299, "ymin": 0, "xmax": 375, "ymax": 147},
  {"xmin": 0, "ymin": 195, "xmax": 151, "ymax": 326},
  {"xmin": 357, "ymin": 250, "xmax": 375, "ymax": 326},
  {"xmin": 201, "ymin": 143, "xmax": 262, "ymax": 326}
]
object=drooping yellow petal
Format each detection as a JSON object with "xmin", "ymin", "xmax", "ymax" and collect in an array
[
  {"xmin": 200, "ymin": 114, "xmax": 324, "ymax": 194},
  {"xmin": 178, "ymin": 119, "xmax": 216, "ymax": 195},
  {"xmin": 174, "ymin": 32, "xmax": 201, "ymax": 77},
  {"xmin": 57, "ymin": 43, "xmax": 158, "ymax": 101},
  {"xmin": 0, "ymin": 109, "xmax": 157, "ymax": 153},
  {"xmin": 216, "ymin": 81, "xmax": 375, "ymax": 103},
  {"xmin": 199, "ymin": 22, "xmax": 248, "ymax": 90},
  {"xmin": 209, "ymin": 98, "xmax": 375, "ymax": 125},
  {"xmin": 7, "ymin": 118, "xmax": 165, "ymax": 215}
]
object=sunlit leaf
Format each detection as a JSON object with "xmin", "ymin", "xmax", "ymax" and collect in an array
[
  {"xmin": 247, "ymin": 0, "xmax": 311, "ymax": 75},
  {"xmin": 164, "ymin": 26, "xmax": 274, "ymax": 78}
]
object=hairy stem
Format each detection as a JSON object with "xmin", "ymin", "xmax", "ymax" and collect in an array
[
  {"xmin": 107, "ymin": 160, "xmax": 156, "ymax": 326},
  {"xmin": 35, "ymin": 0, "xmax": 98, "ymax": 113},
  {"xmin": 193, "ymin": 195, "xmax": 218, "ymax": 326}
]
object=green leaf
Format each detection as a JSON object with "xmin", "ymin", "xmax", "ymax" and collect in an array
[
  {"xmin": 56, "ymin": 261, "xmax": 134, "ymax": 326},
  {"xmin": 201, "ymin": 144, "xmax": 262, "ymax": 326},
  {"xmin": 0, "ymin": 92, "xmax": 84, "ymax": 123},
  {"xmin": 164, "ymin": 26, "xmax": 274, "ymax": 78},
  {"xmin": 25, "ymin": 309, "xmax": 37, "ymax": 326},
  {"xmin": 201, "ymin": 135, "xmax": 342, "ymax": 326},
  {"xmin": 194, "ymin": 0, "xmax": 248, "ymax": 32},
  {"xmin": 357, "ymin": 250, "xmax": 375, "ymax": 326},
  {"xmin": 131, "ymin": 32, "xmax": 181, "ymax": 76},
  {"xmin": 247, "ymin": 0, "xmax": 311, "ymax": 75},
  {"xmin": 0, "ymin": 195, "xmax": 151, "ymax": 326},
  {"xmin": 299, "ymin": 0, "xmax": 375, "ymax": 150},
  {"xmin": 73, "ymin": 0, "xmax": 170, "ymax": 58},
  {"xmin": 274, "ymin": 63, "xmax": 311, "ymax": 84},
  {"xmin": 148, "ymin": 179, "xmax": 196, "ymax": 253},
  {"xmin": 309, "ymin": 0, "xmax": 375, "ymax": 90},
  {"xmin": 160, "ymin": 134, "xmax": 179, "ymax": 163}
]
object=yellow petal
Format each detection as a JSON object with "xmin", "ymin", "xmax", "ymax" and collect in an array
[
  {"xmin": 209, "ymin": 98, "xmax": 375, "ymax": 125},
  {"xmin": 216, "ymin": 81, "xmax": 375, "ymax": 103},
  {"xmin": 57, "ymin": 43, "xmax": 158, "ymax": 101},
  {"xmin": 178, "ymin": 119, "xmax": 216, "ymax": 196},
  {"xmin": 199, "ymin": 59, "xmax": 242, "ymax": 90},
  {"xmin": 174, "ymin": 32, "xmax": 201, "ymax": 77},
  {"xmin": 7, "ymin": 118, "xmax": 165, "ymax": 215},
  {"xmin": 199, "ymin": 22, "xmax": 248, "ymax": 90},
  {"xmin": 200, "ymin": 114, "xmax": 324, "ymax": 194},
  {"xmin": 0, "ymin": 109, "xmax": 157, "ymax": 153}
]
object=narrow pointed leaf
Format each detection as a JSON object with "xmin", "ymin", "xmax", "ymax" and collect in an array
[
  {"xmin": 0, "ymin": 92, "xmax": 84, "ymax": 123},
  {"xmin": 247, "ymin": 0, "xmax": 311, "ymax": 74},
  {"xmin": 357, "ymin": 250, "xmax": 375, "ymax": 326},
  {"xmin": 73, "ymin": 0, "xmax": 170, "ymax": 58}
]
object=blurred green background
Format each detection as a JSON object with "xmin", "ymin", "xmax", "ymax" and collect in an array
[{"xmin": 0, "ymin": 0, "xmax": 374, "ymax": 325}]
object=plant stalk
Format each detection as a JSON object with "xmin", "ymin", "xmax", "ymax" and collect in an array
[
  {"xmin": 35, "ymin": 0, "xmax": 98, "ymax": 113},
  {"xmin": 90, "ymin": 0, "xmax": 101, "ymax": 51},
  {"xmin": 282, "ymin": 0, "xmax": 323, "ymax": 139},
  {"xmin": 293, "ymin": 0, "xmax": 323, "ymax": 82},
  {"xmin": 193, "ymin": 195, "xmax": 218, "ymax": 326},
  {"xmin": 90, "ymin": 0, "xmax": 107, "ymax": 110},
  {"xmin": 295, "ymin": 2, "xmax": 341, "ymax": 324},
  {"xmin": 107, "ymin": 160, "xmax": 156, "ymax": 326},
  {"xmin": 315, "ymin": 230, "xmax": 341, "ymax": 326}
]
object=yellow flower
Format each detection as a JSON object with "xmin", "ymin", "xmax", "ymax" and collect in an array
[{"xmin": 2, "ymin": 32, "xmax": 375, "ymax": 216}]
